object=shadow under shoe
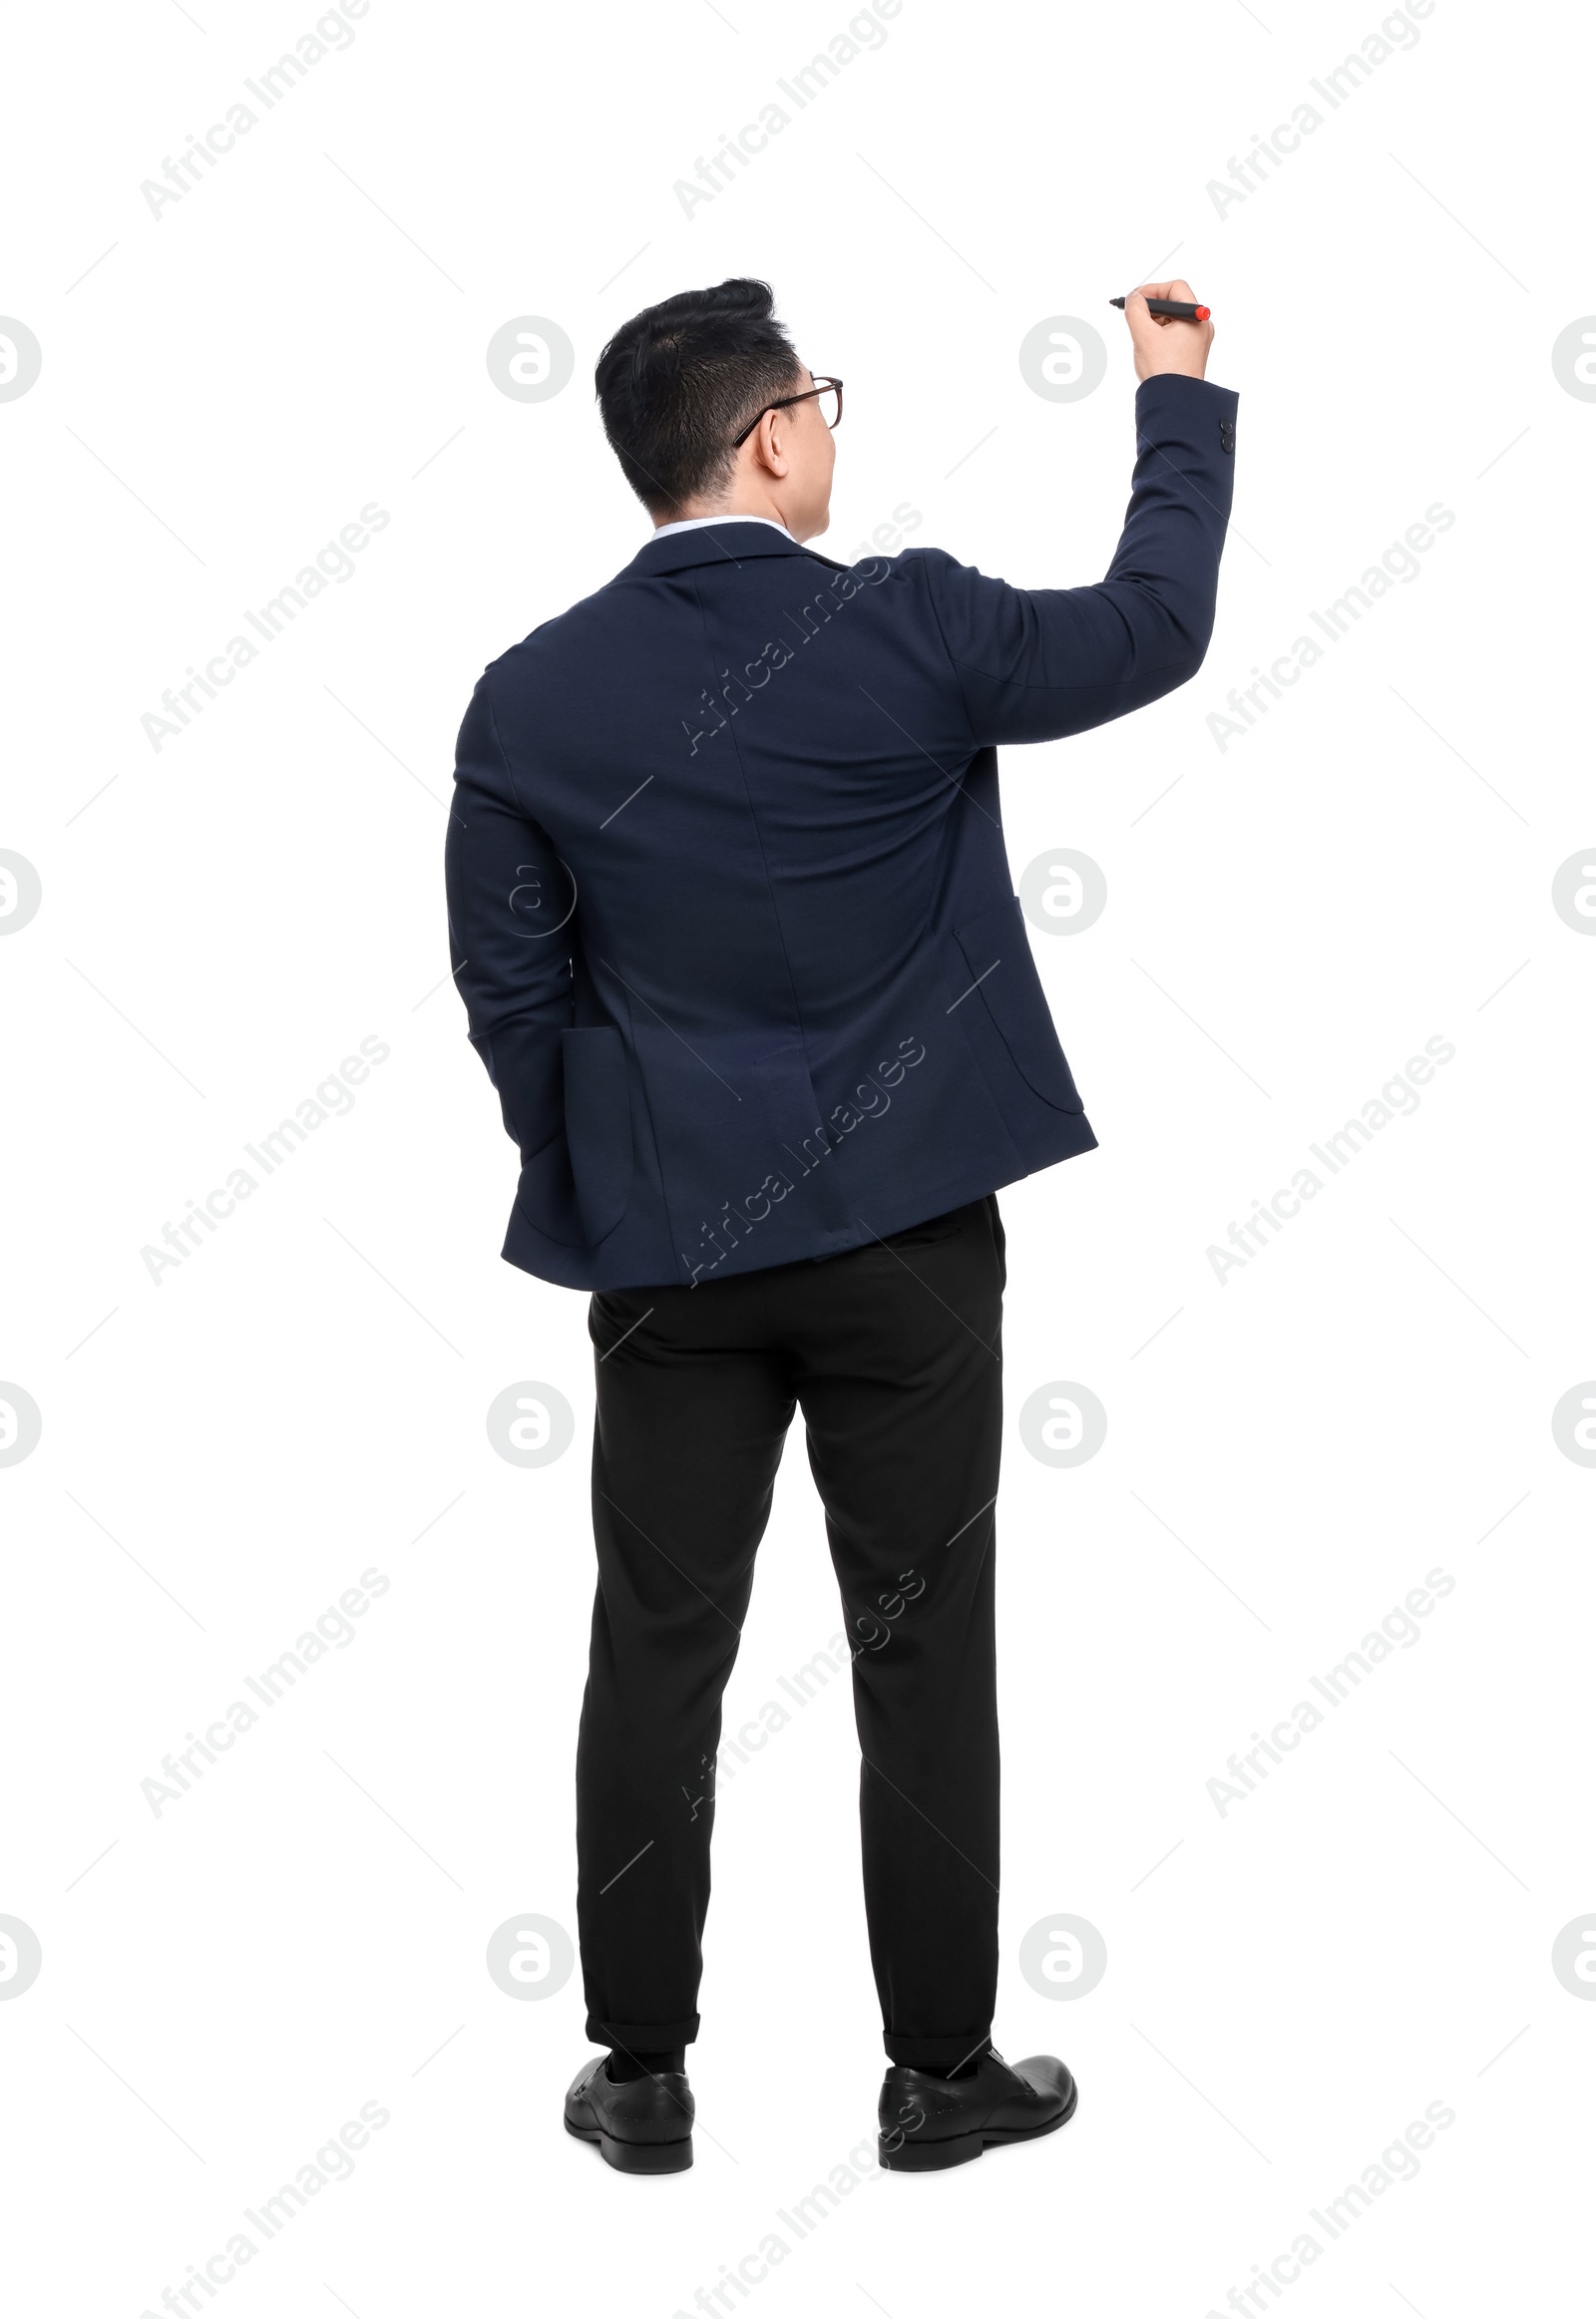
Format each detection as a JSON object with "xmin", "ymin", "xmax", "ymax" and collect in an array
[
  {"xmin": 878, "ymin": 2049, "xmax": 1077, "ymax": 2171},
  {"xmin": 564, "ymin": 2055, "xmax": 694, "ymax": 2174}
]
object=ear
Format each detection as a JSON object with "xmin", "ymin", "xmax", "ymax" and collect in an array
[{"xmin": 751, "ymin": 408, "xmax": 790, "ymax": 480}]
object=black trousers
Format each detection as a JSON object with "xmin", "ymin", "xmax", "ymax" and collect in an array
[{"xmin": 577, "ymin": 1194, "xmax": 1004, "ymax": 2069}]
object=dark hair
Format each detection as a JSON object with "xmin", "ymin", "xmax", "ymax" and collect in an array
[{"xmin": 594, "ymin": 278, "xmax": 803, "ymax": 517}]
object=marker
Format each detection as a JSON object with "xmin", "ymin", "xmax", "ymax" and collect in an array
[{"xmin": 1110, "ymin": 296, "xmax": 1210, "ymax": 320}]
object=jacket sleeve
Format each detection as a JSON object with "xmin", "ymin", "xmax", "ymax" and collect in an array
[
  {"xmin": 443, "ymin": 674, "xmax": 574, "ymax": 1163},
  {"xmin": 915, "ymin": 373, "xmax": 1240, "ymax": 745}
]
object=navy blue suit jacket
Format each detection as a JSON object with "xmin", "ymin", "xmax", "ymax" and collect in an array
[{"xmin": 445, "ymin": 372, "xmax": 1238, "ymax": 1289}]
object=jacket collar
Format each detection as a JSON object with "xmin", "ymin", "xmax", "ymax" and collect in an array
[{"xmin": 616, "ymin": 519, "xmax": 848, "ymax": 580}]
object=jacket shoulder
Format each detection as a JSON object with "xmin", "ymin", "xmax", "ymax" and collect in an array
[{"xmin": 481, "ymin": 568, "xmax": 632, "ymax": 685}]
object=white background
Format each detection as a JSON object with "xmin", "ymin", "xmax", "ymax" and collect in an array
[{"xmin": 3, "ymin": 0, "xmax": 1593, "ymax": 2312}]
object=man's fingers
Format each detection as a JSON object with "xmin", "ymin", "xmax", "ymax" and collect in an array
[
  {"xmin": 1119, "ymin": 280, "xmax": 1214, "ymax": 381},
  {"xmin": 1122, "ymin": 280, "xmax": 1206, "ymax": 336}
]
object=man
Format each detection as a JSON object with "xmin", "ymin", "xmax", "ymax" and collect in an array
[{"xmin": 445, "ymin": 277, "xmax": 1234, "ymax": 2174}]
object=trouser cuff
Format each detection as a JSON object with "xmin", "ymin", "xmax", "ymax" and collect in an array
[
  {"xmin": 588, "ymin": 2013, "xmax": 700, "ymax": 2050},
  {"xmin": 884, "ymin": 2026, "xmax": 993, "ymax": 2069}
]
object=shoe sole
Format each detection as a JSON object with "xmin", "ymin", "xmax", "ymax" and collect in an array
[
  {"xmin": 878, "ymin": 2079, "xmax": 1078, "ymax": 2171},
  {"xmin": 564, "ymin": 2115, "xmax": 693, "ymax": 2173}
]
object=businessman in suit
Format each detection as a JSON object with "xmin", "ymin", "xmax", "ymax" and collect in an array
[{"xmin": 445, "ymin": 277, "xmax": 1234, "ymax": 2172}]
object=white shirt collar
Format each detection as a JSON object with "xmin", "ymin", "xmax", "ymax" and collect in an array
[{"xmin": 649, "ymin": 514, "xmax": 795, "ymax": 542}]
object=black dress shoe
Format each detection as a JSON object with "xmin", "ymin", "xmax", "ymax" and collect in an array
[
  {"xmin": 564, "ymin": 2054, "xmax": 694, "ymax": 2173},
  {"xmin": 878, "ymin": 2049, "xmax": 1077, "ymax": 2170}
]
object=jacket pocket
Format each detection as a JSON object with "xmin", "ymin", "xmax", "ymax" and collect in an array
[
  {"xmin": 562, "ymin": 1025, "xmax": 632, "ymax": 1244},
  {"xmin": 953, "ymin": 896, "xmax": 1083, "ymax": 1113}
]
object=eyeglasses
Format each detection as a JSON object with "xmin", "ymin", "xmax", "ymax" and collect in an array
[{"xmin": 731, "ymin": 376, "xmax": 843, "ymax": 450}]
